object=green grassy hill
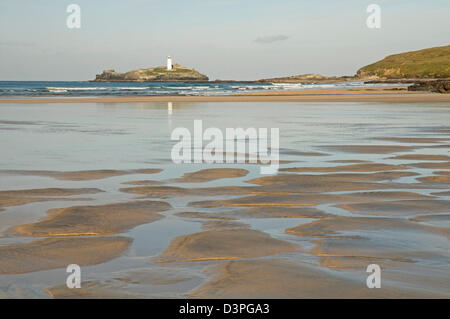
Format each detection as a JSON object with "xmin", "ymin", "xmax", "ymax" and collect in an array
[{"xmin": 357, "ymin": 45, "xmax": 450, "ymax": 79}]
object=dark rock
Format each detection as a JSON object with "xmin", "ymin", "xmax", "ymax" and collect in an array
[{"xmin": 408, "ymin": 80, "xmax": 450, "ymax": 94}]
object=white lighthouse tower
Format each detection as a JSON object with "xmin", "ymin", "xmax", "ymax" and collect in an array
[{"xmin": 167, "ymin": 56, "xmax": 173, "ymax": 70}]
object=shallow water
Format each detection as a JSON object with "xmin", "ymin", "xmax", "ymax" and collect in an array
[{"xmin": 0, "ymin": 101, "xmax": 449, "ymax": 298}]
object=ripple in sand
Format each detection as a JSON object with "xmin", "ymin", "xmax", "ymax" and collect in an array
[
  {"xmin": 201, "ymin": 220, "xmax": 249, "ymax": 230},
  {"xmin": 0, "ymin": 168, "xmax": 162, "ymax": 181},
  {"xmin": 190, "ymin": 193, "xmax": 374, "ymax": 209},
  {"xmin": 285, "ymin": 216, "xmax": 443, "ymax": 238},
  {"xmin": 46, "ymin": 281, "xmax": 143, "ymax": 299},
  {"xmin": 410, "ymin": 214, "xmax": 450, "ymax": 225},
  {"xmin": 389, "ymin": 154, "xmax": 450, "ymax": 161},
  {"xmin": 175, "ymin": 211, "xmax": 236, "ymax": 220},
  {"xmin": 280, "ymin": 163, "xmax": 407, "ymax": 173},
  {"xmin": 0, "ymin": 187, "xmax": 102, "ymax": 208},
  {"xmin": 320, "ymin": 144, "xmax": 415, "ymax": 154},
  {"xmin": 154, "ymin": 228, "xmax": 298, "ymax": 262},
  {"xmin": 418, "ymin": 171, "xmax": 450, "ymax": 184},
  {"xmin": 122, "ymin": 171, "xmax": 419, "ymax": 202},
  {"xmin": 338, "ymin": 200, "xmax": 450, "ymax": 216},
  {"xmin": 172, "ymin": 168, "xmax": 248, "ymax": 183},
  {"xmin": 431, "ymin": 191, "xmax": 450, "ymax": 196},
  {"xmin": 247, "ymin": 171, "xmax": 418, "ymax": 186},
  {"xmin": 0, "ymin": 236, "xmax": 132, "ymax": 275},
  {"xmin": 189, "ymin": 259, "xmax": 443, "ymax": 298},
  {"xmin": 407, "ymin": 162, "xmax": 450, "ymax": 169},
  {"xmin": 226, "ymin": 206, "xmax": 330, "ymax": 219},
  {"xmin": 11, "ymin": 201, "xmax": 171, "ymax": 237},
  {"xmin": 279, "ymin": 148, "xmax": 329, "ymax": 157},
  {"xmin": 46, "ymin": 267, "xmax": 198, "ymax": 298},
  {"xmin": 374, "ymin": 137, "xmax": 450, "ymax": 144},
  {"xmin": 121, "ymin": 180, "xmax": 163, "ymax": 186}
]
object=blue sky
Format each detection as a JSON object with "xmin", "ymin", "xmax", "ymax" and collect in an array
[{"xmin": 1, "ymin": 0, "xmax": 449, "ymax": 80}]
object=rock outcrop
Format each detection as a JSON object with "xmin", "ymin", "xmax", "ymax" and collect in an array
[
  {"xmin": 94, "ymin": 64, "xmax": 208, "ymax": 82},
  {"xmin": 408, "ymin": 80, "xmax": 450, "ymax": 94}
]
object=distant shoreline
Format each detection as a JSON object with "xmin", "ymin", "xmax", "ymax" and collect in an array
[{"xmin": 1, "ymin": 87, "xmax": 449, "ymax": 103}]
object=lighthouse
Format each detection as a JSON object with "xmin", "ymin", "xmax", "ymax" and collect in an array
[{"xmin": 167, "ymin": 56, "xmax": 173, "ymax": 70}]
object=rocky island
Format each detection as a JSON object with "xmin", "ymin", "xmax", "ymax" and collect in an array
[{"xmin": 93, "ymin": 64, "xmax": 208, "ymax": 82}]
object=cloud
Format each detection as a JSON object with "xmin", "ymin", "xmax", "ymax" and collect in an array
[{"xmin": 254, "ymin": 35, "xmax": 289, "ymax": 44}]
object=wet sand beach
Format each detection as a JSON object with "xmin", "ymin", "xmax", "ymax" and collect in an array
[{"xmin": 0, "ymin": 100, "xmax": 448, "ymax": 298}]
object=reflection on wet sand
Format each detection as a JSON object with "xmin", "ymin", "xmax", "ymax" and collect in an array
[
  {"xmin": 0, "ymin": 101, "xmax": 449, "ymax": 298},
  {"xmin": 0, "ymin": 169, "xmax": 162, "ymax": 181}
]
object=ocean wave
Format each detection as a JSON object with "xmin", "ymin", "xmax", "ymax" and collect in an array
[
  {"xmin": 45, "ymin": 86, "xmax": 150, "ymax": 91},
  {"xmin": 0, "ymin": 81, "xmax": 405, "ymax": 97}
]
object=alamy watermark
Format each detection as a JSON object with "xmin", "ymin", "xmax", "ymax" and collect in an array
[
  {"xmin": 65, "ymin": 4, "xmax": 380, "ymax": 30},
  {"xmin": 170, "ymin": 120, "xmax": 279, "ymax": 174},
  {"xmin": 366, "ymin": 4, "xmax": 381, "ymax": 29},
  {"xmin": 66, "ymin": 264, "xmax": 81, "ymax": 288},
  {"xmin": 66, "ymin": 4, "xmax": 81, "ymax": 29},
  {"xmin": 366, "ymin": 264, "xmax": 381, "ymax": 288}
]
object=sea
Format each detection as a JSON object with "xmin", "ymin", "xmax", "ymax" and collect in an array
[{"xmin": 0, "ymin": 80, "xmax": 402, "ymax": 97}]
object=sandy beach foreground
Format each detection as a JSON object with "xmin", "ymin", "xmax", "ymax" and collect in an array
[
  {"xmin": 0, "ymin": 99, "xmax": 448, "ymax": 299},
  {"xmin": 1, "ymin": 87, "xmax": 450, "ymax": 103}
]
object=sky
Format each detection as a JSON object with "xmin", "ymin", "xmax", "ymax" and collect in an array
[{"xmin": 0, "ymin": 0, "xmax": 449, "ymax": 81}]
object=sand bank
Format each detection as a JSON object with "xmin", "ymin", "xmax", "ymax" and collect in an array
[
  {"xmin": 338, "ymin": 200, "xmax": 450, "ymax": 216},
  {"xmin": 431, "ymin": 190, "xmax": 450, "ymax": 196},
  {"xmin": 175, "ymin": 211, "xmax": 236, "ymax": 220},
  {"xmin": 408, "ymin": 161, "xmax": 450, "ymax": 169},
  {"xmin": 0, "ymin": 237, "xmax": 132, "ymax": 274},
  {"xmin": 46, "ymin": 281, "xmax": 143, "ymax": 299},
  {"xmin": 389, "ymin": 154, "xmax": 450, "ymax": 161},
  {"xmin": 11, "ymin": 200, "xmax": 171, "ymax": 237},
  {"xmin": 286, "ymin": 216, "xmax": 443, "ymax": 238},
  {"xmin": 374, "ymin": 137, "xmax": 450, "ymax": 144},
  {"xmin": 418, "ymin": 174, "xmax": 450, "ymax": 184},
  {"xmin": 155, "ymin": 228, "xmax": 298, "ymax": 262},
  {"xmin": 0, "ymin": 187, "xmax": 101, "ymax": 207},
  {"xmin": 173, "ymin": 168, "xmax": 248, "ymax": 183},
  {"xmin": 189, "ymin": 259, "xmax": 444, "ymax": 298},
  {"xmin": 227, "ymin": 206, "xmax": 330, "ymax": 219},
  {"xmin": 321, "ymin": 144, "xmax": 415, "ymax": 154},
  {"xmin": 121, "ymin": 180, "xmax": 163, "ymax": 186},
  {"xmin": 201, "ymin": 220, "xmax": 249, "ymax": 230},
  {"xmin": 46, "ymin": 267, "xmax": 195, "ymax": 298},
  {"xmin": 121, "ymin": 185, "xmax": 257, "ymax": 198},
  {"xmin": 280, "ymin": 163, "xmax": 407, "ymax": 173}
]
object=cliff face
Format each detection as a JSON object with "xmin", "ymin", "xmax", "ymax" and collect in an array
[
  {"xmin": 94, "ymin": 64, "xmax": 208, "ymax": 82},
  {"xmin": 357, "ymin": 45, "xmax": 450, "ymax": 80}
]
